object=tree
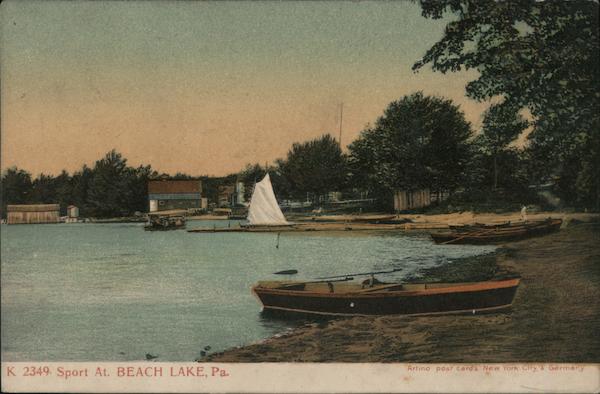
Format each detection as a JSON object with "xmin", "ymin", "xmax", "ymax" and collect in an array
[
  {"xmin": 234, "ymin": 163, "xmax": 291, "ymax": 203},
  {"xmin": 575, "ymin": 130, "xmax": 600, "ymax": 210},
  {"xmin": 1, "ymin": 167, "xmax": 33, "ymax": 217},
  {"xmin": 348, "ymin": 92, "xmax": 473, "ymax": 208},
  {"xmin": 346, "ymin": 128, "xmax": 379, "ymax": 194},
  {"xmin": 71, "ymin": 165, "xmax": 94, "ymax": 215},
  {"xmin": 29, "ymin": 170, "xmax": 73, "ymax": 215},
  {"xmin": 278, "ymin": 134, "xmax": 347, "ymax": 202},
  {"xmin": 478, "ymin": 102, "xmax": 528, "ymax": 190},
  {"xmin": 238, "ymin": 164, "xmax": 267, "ymax": 201},
  {"xmin": 126, "ymin": 165, "xmax": 157, "ymax": 214},
  {"xmin": 30, "ymin": 173, "xmax": 57, "ymax": 204},
  {"xmin": 414, "ymin": 0, "xmax": 600, "ymax": 209},
  {"xmin": 53, "ymin": 170, "xmax": 73, "ymax": 214},
  {"xmin": 86, "ymin": 150, "xmax": 132, "ymax": 217},
  {"xmin": 467, "ymin": 140, "xmax": 534, "ymax": 205},
  {"xmin": 170, "ymin": 172, "xmax": 194, "ymax": 180}
]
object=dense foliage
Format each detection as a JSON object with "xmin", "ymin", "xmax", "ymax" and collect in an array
[
  {"xmin": 278, "ymin": 134, "xmax": 348, "ymax": 202},
  {"xmin": 1, "ymin": 167, "xmax": 33, "ymax": 207},
  {"xmin": 348, "ymin": 92, "xmax": 473, "ymax": 208},
  {"xmin": 476, "ymin": 103, "xmax": 529, "ymax": 191},
  {"xmin": 1, "ymin": 150, "xmax": 159, "ymax": 218},
  {"xmin": 414, "ymin": 0, "xmax": 600, "ymax": 209}
]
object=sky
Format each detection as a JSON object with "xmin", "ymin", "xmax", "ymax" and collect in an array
[{"xmin": 1, "ymin": 1, "xmax": 490, "ymax": 177}]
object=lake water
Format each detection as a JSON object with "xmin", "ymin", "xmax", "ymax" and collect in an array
[{"xmin": 1, "ymin": 221, "xmax": 494, "ymax": 361}]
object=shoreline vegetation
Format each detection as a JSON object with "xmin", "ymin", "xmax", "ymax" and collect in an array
[{"xmin": 204, "ymin": 220, "xmax": 600, "ymax": 363}]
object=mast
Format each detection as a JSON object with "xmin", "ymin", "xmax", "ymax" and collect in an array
[{"xmin": 338, "ymin": 102, "xmax": 344, "ymax": 146}]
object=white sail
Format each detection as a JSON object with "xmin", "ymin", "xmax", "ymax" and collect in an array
[{"xmin": 247, "ymin": 174, "xmax": 289, "ymax": 225}]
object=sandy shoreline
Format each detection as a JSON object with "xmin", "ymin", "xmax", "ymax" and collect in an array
[
  {"xmin": 205, "ymin": 220, "xmax": 600, "ymax": 362},
  {"xmin": 297, "ymin": 211, "xmax": 600, "ymax": 229},
  {"xmin": 186, "ymin": 211, "xmax": 599, "ymax": 233}
]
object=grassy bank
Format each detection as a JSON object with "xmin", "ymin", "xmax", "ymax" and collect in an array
[{"xmin": 403, "ymin": 249, "xmax": 513, "ymax": 284}]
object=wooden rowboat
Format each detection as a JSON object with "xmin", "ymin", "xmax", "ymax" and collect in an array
[
  {"xmin": 144, "ymin": 210, "xmax": 187, "ymax": 231},
  {"xmin": 432, "ymin": 218, "xmax": 562, "ymax": 245},
  {"xmin": 252, "ymin": 277, "xmax": 520, "ymax": 317},
  {"xmin": 449, "ymin": 221, "xmax": 513, "ymax": 232}
]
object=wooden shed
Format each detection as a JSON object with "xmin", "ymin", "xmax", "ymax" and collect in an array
[
  {"xmin": 393, "ymin": 189, "xmax": 431, "ymax": 212},
  {"xmin": 148, "ymin": 179, "xmax": 204, "ymax": 212},
  {"xmin": 67, "ymin": 205, "xmax": 79, "ymax": 218},
  {"xmin": 7, "ymin": 204, "xmax": 61, "ymax": 224}
]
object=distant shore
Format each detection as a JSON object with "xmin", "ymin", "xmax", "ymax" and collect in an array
[
  {"xmin": 5, "ymin": 211, "xmax": 598, "ymax": 235},
  {"xmin": 14, "ymin": 210, "xmax": 597, "ymax": 231},
  {"xmin": 86, "ymin": 217, "xmax": 146, "ymax": 223},
  {"xmin": 204, "ymin": 220, "xmax": 600, "ymax": 362}
]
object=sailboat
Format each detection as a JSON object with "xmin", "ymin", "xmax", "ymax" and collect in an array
[{"xmin": 246, "ymin": 174, "xmax": 291, "ymax": 227}]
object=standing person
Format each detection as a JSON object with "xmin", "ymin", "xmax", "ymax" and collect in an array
[{"xmin": 520, "ymin": 205, "xmax": 528, "ymax": 222}]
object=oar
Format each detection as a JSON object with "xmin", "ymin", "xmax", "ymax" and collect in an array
[
  {"xmin": 440, "ymin": 227, "xmax": 498, "ymax": 245},
  {"xmin": 273, "ymin": 269, "xmax": 298, "ymax": 275},
  {"xmin": 303, "ymin": 277, "xmax": 354, "ymax": 284},
  {"xmin": 315, "ymin": 268, "xmax": 403, "ymax": 280},
  {"xmin": 277, "ymin": 277, "xmax": 354, "ymax": 287},
  {"xmin": 358, "ymin": 283, "xmax": 405, "ymax": 293}
]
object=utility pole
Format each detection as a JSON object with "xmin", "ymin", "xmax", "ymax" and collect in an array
[{"xmin": 338, "ymin": 102, "xmax": 344, "ymax": 146}]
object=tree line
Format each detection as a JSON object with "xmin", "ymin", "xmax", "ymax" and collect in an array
[
  {"xmin": 259, "ymin": 92, "xmax": 554, "ymax": 211},
  {"xmin": 2, "ymin": 0, "xmax": 598, "ymax": 216},
  {"xmin": 1, "ymin": 88, "xmax": 593, "ymax": 217},
  {"xmin": 1, "ymin": 151, "xmax": 154, "ymax": 218}
]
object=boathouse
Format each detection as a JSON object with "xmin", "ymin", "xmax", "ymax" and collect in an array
[
  {"xmin": 65, "ymin": 205, "xmax": 80, "ymax": 223},
  {"xmin": 148, "ymin": 180, "xmax": 205, "ymax": 212},
  {"xmin": 393, "ymin": 189, "xmax": 431, "ymax": 212},
  {"xmin": 7, "ymin": 204, "xmax": 61, "ymax": 224},
  {"xmin": 392, "ymin": 189, "xmax": 449, "ymax": 211}
]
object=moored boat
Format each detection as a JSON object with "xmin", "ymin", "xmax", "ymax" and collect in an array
[
  {"xmin": 144, "ymin": 209, "xmax": 187, "ymax": 231},
  {"xmin": 245, "ymin": 173, "xmax": 290, "ymax": 227},
  {"xmin": 252, "ymin": 277, "xmax": 520, "ymax": 316},
  {"xmin": 432, "ymin": 218, "xmax": 562, "ymax": 244},
  {"xmin": 449, "ymin": 221, "xmax": 513, "ymax": 232},
  {"xmin": 309, "ymin": 215, "xmax": 408, "ymax": 224}
]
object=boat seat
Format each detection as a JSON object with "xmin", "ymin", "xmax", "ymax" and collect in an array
[
  {"xmin": 276, "ymin": 283, "xmax": 306, "ymax": 291},
  {"xmin": 358, "ymin": 284, "xmax": 404, "ymax": 293},
  {"xmin": 401, "ymin": 284, "xmax": 427, "ymax": 291}
]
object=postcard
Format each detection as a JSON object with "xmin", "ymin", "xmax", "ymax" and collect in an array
[{"xmin": 1, "ymin": 1, "xmax": 599, "ymax": 393}]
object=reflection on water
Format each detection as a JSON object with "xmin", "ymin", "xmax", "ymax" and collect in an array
[
  {"xmin": 1, "ymin": 221, "xmax": 494, "ymax": 361},
  {"xmin": 259, "ymin": 308, "xmax": 337, "ymax": 326}
]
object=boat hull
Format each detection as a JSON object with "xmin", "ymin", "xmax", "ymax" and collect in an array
[
  {"xmin": 144, "ymin": 224, "xmax": 185, "ymax": 231},
  {"xmin": 449, "ymin": 222, "xmax": 512, "ymax": 232},
  {"xmin": 432, "ymin": 219, "xmax": 562, "ymax": 245},
  {"xmin": 253, "ymin": 278, "xmax": 520, "ymax": 317}
]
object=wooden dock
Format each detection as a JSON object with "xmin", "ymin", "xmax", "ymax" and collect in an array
[{"xmin": 187, "ymin": 222, "xmax": 449, "ymax": 233}]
